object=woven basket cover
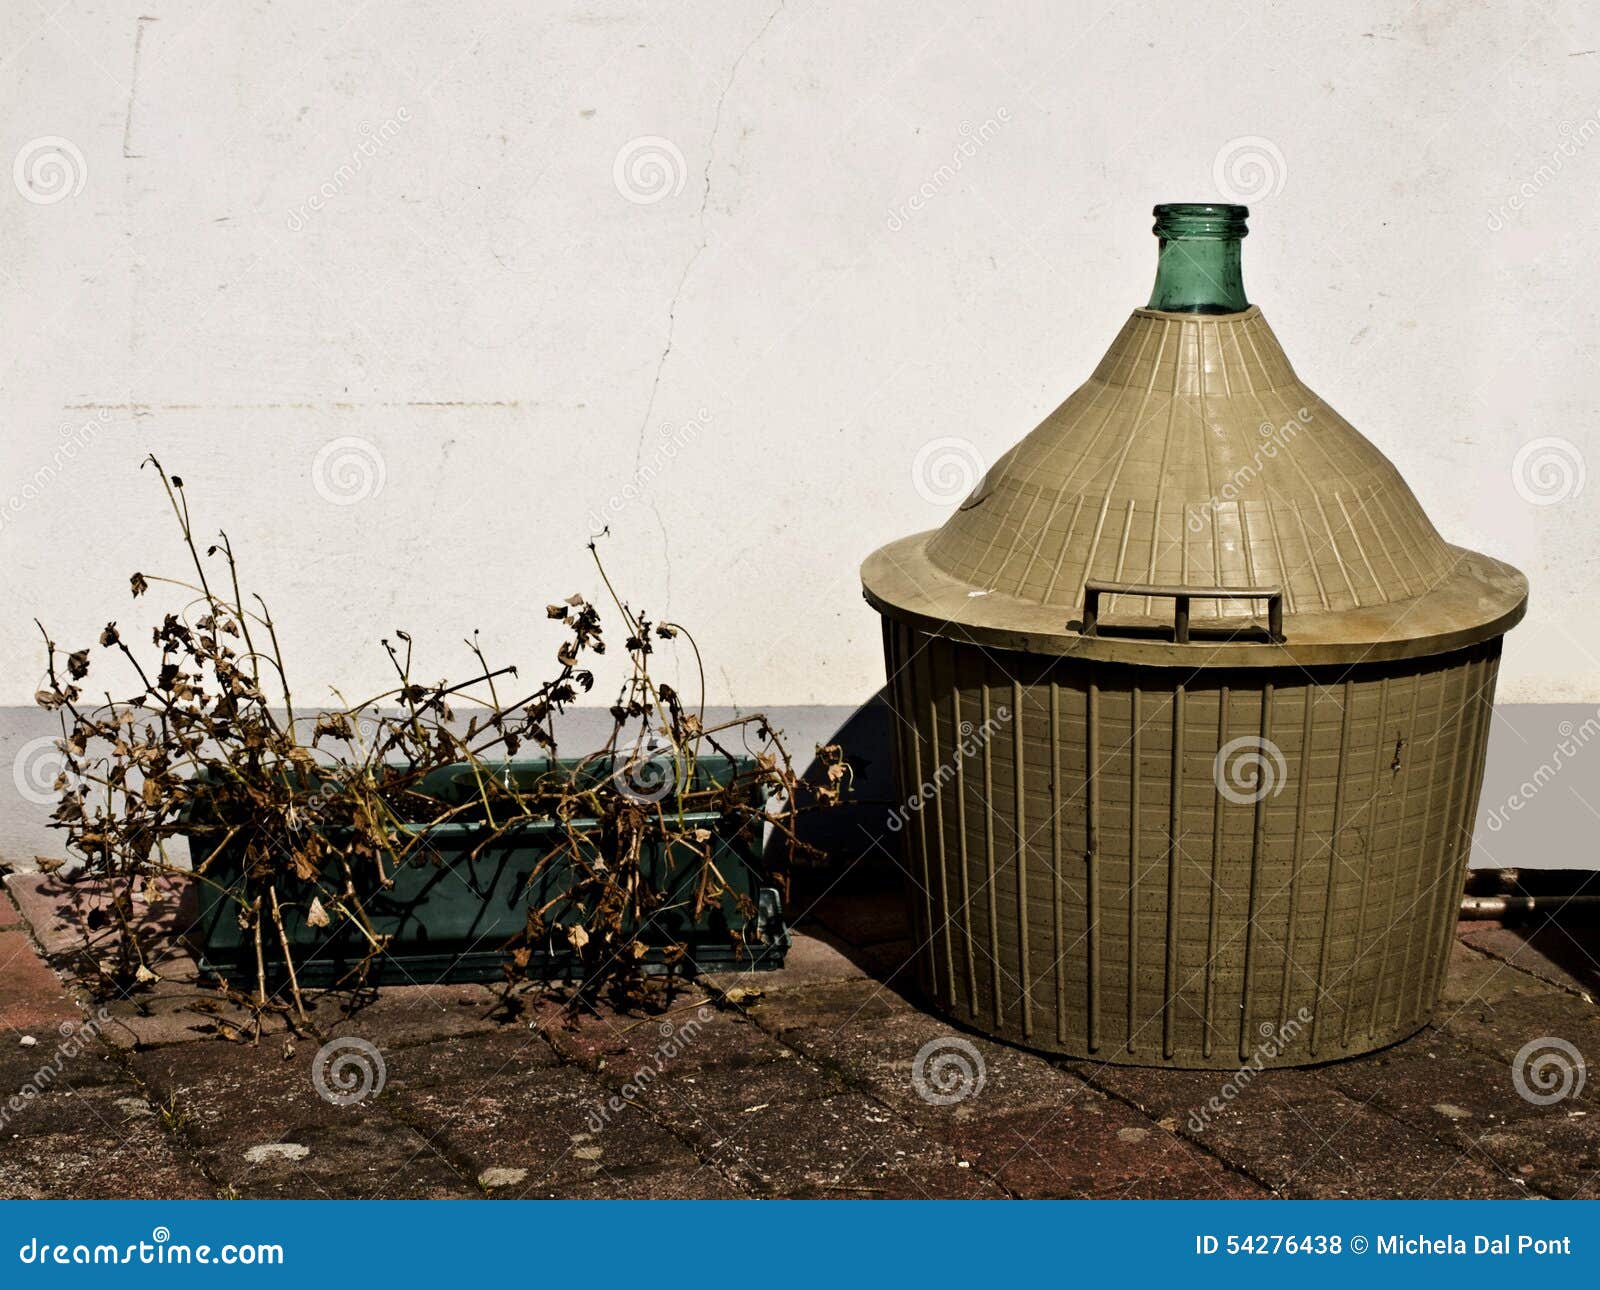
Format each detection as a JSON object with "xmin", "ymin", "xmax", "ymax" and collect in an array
[{"xmin": 865, "ymin": 306, "xmax": 1525, "ymax": 658}]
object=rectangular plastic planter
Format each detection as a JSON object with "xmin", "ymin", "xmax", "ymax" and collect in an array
[{"xmin": 187, "ymin": 753, "xmax": 788, "ymax": 985}]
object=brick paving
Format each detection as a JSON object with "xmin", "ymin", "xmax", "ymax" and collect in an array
[{"xmin": 2, "ymin": 871, "xmax": 1598, "ymax": 1199}]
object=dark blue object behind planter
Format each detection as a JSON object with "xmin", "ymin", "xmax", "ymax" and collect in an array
[{"xmin": 187, "ymin": 753, "xmax": 788, "ymax": 985}]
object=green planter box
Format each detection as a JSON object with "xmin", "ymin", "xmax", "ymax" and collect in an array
[{"xmin": 187, "ymin": 753, "xmax": 788, "ymax": 985}]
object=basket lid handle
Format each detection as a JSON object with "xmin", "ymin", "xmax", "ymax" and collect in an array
[{"xmin": 1079, "ymin": 580, "xmax": 1284, "ymax": 644}]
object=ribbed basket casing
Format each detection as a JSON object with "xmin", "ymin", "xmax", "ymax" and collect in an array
[{"xmin": 882, "ymin": 622, "xmax": 1502, "ymax": 1069}]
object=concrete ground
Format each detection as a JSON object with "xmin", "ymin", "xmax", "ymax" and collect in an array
[{"xmin": 1, "ymin": 869, "xmax": 1598, "ymax": 1200}]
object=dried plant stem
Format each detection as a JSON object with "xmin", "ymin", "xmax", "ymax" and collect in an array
[
  {"xmin": 268, "ymin": 886, "xmax": 306, "ymax": 1022},
  {"xmin": 251, "ymin": 896, "xmax": 267, "ymax": 1009}
]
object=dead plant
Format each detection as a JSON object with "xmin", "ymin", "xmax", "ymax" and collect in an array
[{"xmin": 34, "ymin": 457, "xmax": 848, "ymax": 1032}]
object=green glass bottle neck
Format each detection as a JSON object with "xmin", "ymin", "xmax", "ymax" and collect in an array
[{"xmin": 1146, "ymin": 203, "xmax": 1249, "ymax": 315}]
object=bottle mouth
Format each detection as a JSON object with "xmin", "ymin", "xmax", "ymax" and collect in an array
[{"xmin": 1152, "ymin": 203, "xmax": 1248, "ymax": 240}]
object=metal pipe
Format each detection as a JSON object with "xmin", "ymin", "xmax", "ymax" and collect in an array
[{"xmin": 1459, "ymin": 894, "xmax": 1600, "ymax": 919}]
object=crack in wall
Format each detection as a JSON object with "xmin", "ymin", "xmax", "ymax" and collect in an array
[
  {"xmin": 122, "ymin": 16, "xmax": 157, "ymax": 160},
  {"xmin": 629, "ymin": 0, "xmax": 787, "ymax": 615}
]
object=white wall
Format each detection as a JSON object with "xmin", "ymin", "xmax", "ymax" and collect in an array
[{"xmin": 2, "ymin": 0, "xmax": 1596, "ymax": 710}]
